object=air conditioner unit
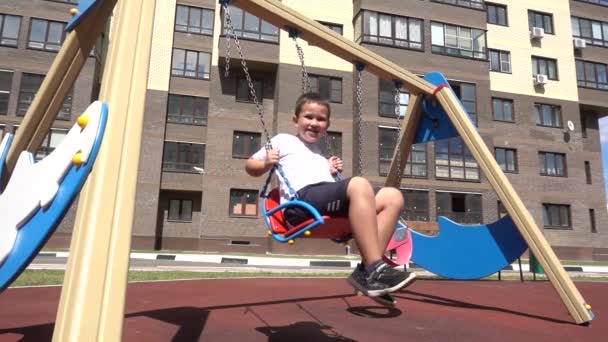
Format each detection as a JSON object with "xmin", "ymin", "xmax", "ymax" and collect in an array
[
  {"xmin": 530, "ymin": 27, "xmax": 545, "ymax": 39},
  {"xmin": 573, "ymin": 38, "xmax": 587, "ymax": 49},
  {"xmin": 534, "ymin": 74, "xmax": 548, "ymax": 85}
]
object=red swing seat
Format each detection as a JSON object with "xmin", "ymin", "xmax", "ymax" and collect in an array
[{"xmin": 264, "ymin": 188, "xmax": 351, "ymax": 240}]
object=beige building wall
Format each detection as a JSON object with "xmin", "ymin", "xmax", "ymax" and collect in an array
[
  {"xmin": 487, "ymin": 0, "xmax": 578, "ymax": 101},
  {"xmin": 148, "ymin": 0, "xmax": 177, "ymax": 91},
  {"xmin": 279, "ymin": 0, "xmax": 353, "ymax": 72}
]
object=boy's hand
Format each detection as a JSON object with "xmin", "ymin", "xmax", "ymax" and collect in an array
[
  {"xmin": 265, "ymin": 148, "xmax": 280, "ymax": 168},
  {"xmin": 328, "ymin": 156, "xmax": 343, "ymax": 175}
]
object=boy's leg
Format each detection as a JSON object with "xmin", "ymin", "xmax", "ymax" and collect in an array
[
  {"xmin": 345, "ymin": 177, "xmax": 383, "ymax": 266},
  {"xmin": 374, "ymin": 187, "xmax": 405, "ymax": 250}
]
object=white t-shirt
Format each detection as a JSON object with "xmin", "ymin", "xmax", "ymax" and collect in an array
[{"xmin": 251, "ymin": 133, "xmax": 335, "ymax": 203}]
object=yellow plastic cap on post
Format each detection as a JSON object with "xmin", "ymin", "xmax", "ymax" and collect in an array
[
  {"xmin": 72, "ymin": 152, "xmax": 84, "ymax": 166},
  {"xmin": 77, "ymin": 114, "xmax": 89, "ymax": 128},
  {"xmin": 304, "ymin": 231, "xmax": 311, "ymax": 236},
  {"xmin": 288, "ymin": 240, "xmax": 295, "ymax": 245},
  {"xmin": 70, "ymin": 8, "xmax": 79, "ymax": 15}
]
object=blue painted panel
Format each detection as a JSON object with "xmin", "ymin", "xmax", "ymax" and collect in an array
[
  {"xmin": 0, "ymin": 134, "xmax": 13, "ymax": 186},
  {"xmin": 414, "ymin": 72, "xmax": 476, "ymax": 144},
  {"xmin": 66, "ymin": 0, "xmax": 103, "ymax": 32},
  {"xmin": 0, "ymin": 104, "xmax": 108, "ymax": 292},
  {"xmin": 411, "ymin": 215, "xmax": 528, "ymax": 280}
]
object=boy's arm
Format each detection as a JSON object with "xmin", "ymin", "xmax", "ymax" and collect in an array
[{"xmin": 246, "ymin": 148, "xmax": 280, "ymax": 177}]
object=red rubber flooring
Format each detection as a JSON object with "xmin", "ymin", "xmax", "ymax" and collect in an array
[{"xmin": 0, "ymin": 278, "xmax": 605, "ymax": 341}]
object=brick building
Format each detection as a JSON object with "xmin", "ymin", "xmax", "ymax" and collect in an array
[{"xmin": 1, "ymin": 0, "xmax": 606, "ymax": 259}]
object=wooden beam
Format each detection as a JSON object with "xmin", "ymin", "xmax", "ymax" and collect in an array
[
  {"xmin": 434, "ymin": 87, "xmax": 592, "ymax": 325},
  {"xmin": 232, "ymin": 0, "xmax": 435, "ymax": 96},
  {"xmin": 52, "ymin": 0, "xmax": 156, "ymax": 340},
  {"xmin": 384, "ymin": 94, "xmax": 423, "ymax": 188},
  {"xmin": 4, "ymin": 0, "xmax": 117, "ymax": 176}
]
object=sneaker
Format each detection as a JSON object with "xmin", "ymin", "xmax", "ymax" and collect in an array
[{"xmin": 348, "ymin": 262, "xmax": 416, "ymax": 297}]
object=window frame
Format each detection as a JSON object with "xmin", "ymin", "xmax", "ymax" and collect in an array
[
  {"xmin": 0, "ymin": 13, "xmax": 22, "ymax": 47},
  {"xmin": 489, "ymin": 49, "xmax": 511, "ymax": 73},
  {"xmin": 309, "ymin": 74, "xmax": 343, "ymax": 103},
  {"xmin": 378, "ymin": 79, "xmax": 409, "ymax": 118},
  {"xmin": 378, "ymin": 126, "xmax": 427, "ymax": 178},
  {"xmin": 542, "ymin": 203, "xmax": 571, "ymax": 229},
  {"xmin": 168, "ymin": 198, "xmax": 194, "ymax": 222},
  {"xmin": 318, "ymin": 21, "xmax": 343, "ymax": 35},
  {"xmin": 232, "ymin": 130, "xmax": 261, "ymax": 159},
  {"xmin": 17, "ymin": 73, "xmax": 72, "ymax": 119},
  {"xmin": 229, "ymin": 188, "xmax": 259, "ymax": 217},
  {"xmin": 355, "ymin": 10, "xmax": 424, "ymax": 51},
  {"xmin": 575, "ymin": 0, "xmax": 608, "ymax": 7},
  {"xmin": 35, "ymin": 127, "xmax": 68, "ymax": 161},
  {"xmin": 534, "ymin": 103, "xmax": 562, "ymax": 128},
  {"xmin": 401, "ymin": 189, "xmax": 430, "ymax": 222},
  {"xmin": 528, "ymin": 10, "xmax": 554, "ymax": 35},
  {"xmin": 236, "ymin": 77, "xmax": 263, "ymax": 103},
  {"xmin": 436, "ymin": 191, "xmax": 483, "ymax": 224},
  {"xmin": 491, "ymin": 97, "xmax": 514, "ymax": 122},
  {"xmin": 319, "ymin": 131, "xmax": 343, "ymax": 158},
  {"xmin": 431, "ymin": 21, "xmax": 487, "ymax": 60},
  {"xmin": 175, "ymin": 5, "xmax": 215, "ymax": 36},
  {"xmin": 28, "ymin": 18, "xmax": 67, "ymax": 52},
  {"xmin": 538, "ymin": 151, "xmax": 567, "ymax": 177},
  {"xmin": 486, "ymin": 2, "xmax": 508, "ymax": 26},
  {"xmin": 585, "ymin": 161, "xmax": 592, "ymax": 184},
  {"xmin": 571, "ymin": 16, "xmax": 608, "ymax": 48},
  {"xmin": 532, "ymin": 56, "xmax": 559, "ymax": 81},
  {"xmin": 167, "ymin": 94, "xmax": 208, "ymax": 125},
  {"xmin": 162, "ymin": 141, "xmax": 206, "ymax": 173},
  {"xmin": 495, "ymin": 147, "xmax": 518, "ymax": 173},
  {"xmin": 576, "ymin": 59, "xmax": 608, "ymax": 91},
  {"xmin": 171, "ymin": 48, "xmax": 211, "ymax": 80},
  {"xmin": 435, "ymin": 137, "xmax": 480, "ymax": 182},
  {"xmin": 221, "ymin": 5, "xmax": 279, "ymax": 43},
  {"xmin": 0, "ymin": 69, "xmax": 14, "ymax": 115},
  {"xmin": 431, "ymin": 0, "xmax": 485, "ymax": 10}
]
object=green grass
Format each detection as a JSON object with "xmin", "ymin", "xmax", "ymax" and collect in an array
[{"xmin": 10, "ymin": 269, "xmax": 608, "ymax": 288}]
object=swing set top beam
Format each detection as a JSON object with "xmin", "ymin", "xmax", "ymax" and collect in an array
[{"xmin": 229, "ymin": 0, "xmax": 436, "ymax": 95}]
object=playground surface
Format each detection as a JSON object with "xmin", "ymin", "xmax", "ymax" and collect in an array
[{"xmin": 0, "ymin": 278, "xmax": 606, "ymax": 341}]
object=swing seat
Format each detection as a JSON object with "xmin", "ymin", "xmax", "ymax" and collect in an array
[{"xmin": 263, "ymin": 188, "xmax": 351, "ymax": 243}]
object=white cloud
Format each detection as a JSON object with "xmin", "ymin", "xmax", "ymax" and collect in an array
[{"xmin": 600, "ymin": 117, "xmax": 608, "ymax": 144}]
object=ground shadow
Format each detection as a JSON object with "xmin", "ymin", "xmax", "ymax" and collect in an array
[
  {"xmin": 395, "ymin": 289, "xmax": 574, "ymax": 325},
  {"xmin": 256, "ymin": 321, "xmax": 356, "ymax": 341},
  {"xmin": 0, "ymin": 322, "xmax": 55, "ymax": 342}
]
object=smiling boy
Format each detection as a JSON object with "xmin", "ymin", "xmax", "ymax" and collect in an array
[{"xmin": 246, "ymin": 92, "xmax": 416, "ymax": 297}]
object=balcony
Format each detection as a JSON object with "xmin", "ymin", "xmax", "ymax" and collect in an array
[{"xmin": 432, "ymin": 0, "xmax": 485, "ymax": 10}]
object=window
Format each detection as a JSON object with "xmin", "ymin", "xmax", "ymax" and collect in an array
[
  {"xmin": 168, "ymin": 199, "xmax": 193, "ymax": 221},
  {"xmin": 571, "ymin": 17, "xmax": 608, "ymax": 47},
  {"xmin": 492, "ymin": 98, "xmax": 514, "ymax": 122},
  {"xmin": 539, "ymin": 151, "xmax": 567, "ymax": 177},
  {"xmin": 171, "ymin": 48, "xmax": 211, "ymax": 80},
  {"xmin": 532, "ymin": 56, "xmax": 558, "ymax": 80},
  {"xmin": 167, "ymin": 94, "xmax": 208, "ymax": 125},
  {"xmin": 576, "ymin": 60, "xmax": 608, "ymax": 90},
  {"xmin": 222, "ymin": 5, "xmax": 279, "ymax": 42},
  {"xmin": 236, "ymin": 77, "xmax": 262, "ymax": 103},
  {"xmin": 162, "ymin": 141, "xmax": 205, "ymax": 172},
  {"xmin": 319, "ymin": 131, "xmax": 342, "ymax": 158},
  {"xmin": 542, "ymin": 203, "xmax": 571, "ymax": 229},
  {"xmin": 18, "ymin": 73, "xmax": 72, "ymax": 119},
  {"xmin": 431, "ymin": 22, "xmax": 487, "ymax": 59},
  {"xmin": 489, "ymin": 49, "xmax": 511, "ymax": 73},
  {"xmin": 35, "ymin": 128, "xmax": 67, "ymax": 161},
  {"xmin": 232, "ymin": 131, "xmax": 261, "ymax": 158},
  {"xmin": 581, "ymin": 112, "xmax": 588, "ymax": 138},
  {"xmin": 528, "ymin": 10, "xmax": 554, "ymax": 34},
  {"xmin": 495, "ymin": 147, "xmax": 517, "ymax": 173},
  {"xmin": 0, "ymin": 14, "xmax": 21, "ymax": 47},
  {"xmin": 436, "ymin": 192, "xmax": 482, "ymax": 224},
  {"xmin": 486, "ymin": 3, "xmax": 507, "ymax": 26},
  {"xmin": 401, "ymin": 189, "xmax": 429, "ymax": 221},
  {"xmin": 497, "ymin": 201, "xmax": 508, "ymax": 218},
  {"xmin": 319, "ymin": 21, "xmax": 343, "ymax": 35},
  {"xmin": 379, "ymin": 127, "xmax": 427, "ymax": 177},
  {"xmin": 0, "ymin": 69, "xmax": 13, "ymax": 114},
  {"xmin": 534, "ymin": 103, "xmax": 562, "ymax": 128},
  {"xmin": 435, "ymin": 137, "xmax": 479, "ymax": 181},
  {"xmin": 354, "ymin": 10, "xmax": 423, "ymax": 50},
  {"xmin": 576, "ymin": 0, "xmax": 608, "ymax": 7},
  {"xmin": 590, "ymin": 209, "xmax": 597, "ymax": 233},
  {"xmin": 46, "ymin": 1, "xmax": 79, "ymax": 3},
  {"xmin": 585, "ymin": 161, "xmax": 592, "ymax": 184},
  {"xmin": 230, "ymin": 189, "xmax": 258, "ymax": 217},
  {"xmin": 175, "ymin": 5, "xmax": 214, "ymax": 35},
  {"xmin": 0, "ymin": 125, "xmax": 5, "ymax": 141},
  {"xmin": 28, "ymin": 18, "xmax": 66, "ymax": 51},
  {"xmin": 432, "ymin": 0, "xmax": 485, "ymax": 10},
  {"xmin": 379, "ymin": 80, "xmax": 409, "ymax": 117},
  {"xmin": 309, "ymin": 75, "xmax": 342, "ymax": 103},
  {"xmin": 451, "ymin": 82, "xmax": 477, "ymax": 123}
]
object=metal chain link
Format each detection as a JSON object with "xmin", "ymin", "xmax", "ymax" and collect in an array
[
  {"xmin": 222, "ymin": 2, "xmax": 231, "ymax": 78},
  {"xmin": 293, "ymin": 36, "xmax": 311, "ymax": 93},
  {"xmin": 393, "ymin": 82, "xmax": 403, "ymax": 182},
  {"xmin": 355, "ymin": 65, "xmax": 364, "ymax": 176}
]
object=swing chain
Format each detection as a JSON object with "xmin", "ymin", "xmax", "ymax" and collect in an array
[
  {"xmin": 221, "ymin": 3, "xmax": 271, "ymax": 144},
  {"xmin": 222, "ymin": 3, "xmax": 231, "ymax": 78},
  {"xmin": 393, "ymin": 81, "xmax": 403, "ymax": 181},
  {"xmin": 355, "ymin": 64, "xmax": 365, "ymax": 176},
  {"xmin": 292, "ymin": 35, "xmax": 311, "ymax": 93}
]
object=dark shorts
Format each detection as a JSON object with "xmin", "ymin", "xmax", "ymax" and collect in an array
[{"xmin": 284, "ymin": 177, "xmax": 352, "ymax": 226}]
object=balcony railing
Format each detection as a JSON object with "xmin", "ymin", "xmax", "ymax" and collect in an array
[{"xmin": 432, "ymin": 0, "xmax": 485, "ymax": 10}]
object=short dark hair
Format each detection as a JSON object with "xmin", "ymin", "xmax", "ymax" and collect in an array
[{"xmin": 294, "ymin": 92, "xmax": 331, "ymax": 118}]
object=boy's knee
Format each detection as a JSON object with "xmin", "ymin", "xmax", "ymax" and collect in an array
[
  {"xmin": 382, "ymin": 187, "xmax": 404, "ymax": 207},
  {"xmin": 347, "ymin": 176, "xmax": 373, "ymax": 195}
]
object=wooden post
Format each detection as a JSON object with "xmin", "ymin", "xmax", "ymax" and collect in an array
[
  {"xmin": 384, "ymin": 94, "xmax": 423, "ymax": 188},
  {"xmin": 52, "ymin": 0, "xmax": 156, "ymax": 340},
  {"xmin": 4, "ymin": 0, "xmax": 118, "ymax": 176},
  {"xmin": 434, "ymin": 88, "xmax": 592, "ymax": 324}
]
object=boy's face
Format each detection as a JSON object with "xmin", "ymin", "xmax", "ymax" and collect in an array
[{"xmin": 292, "ymin": 101, "xmax": 330, "ymax": 144}]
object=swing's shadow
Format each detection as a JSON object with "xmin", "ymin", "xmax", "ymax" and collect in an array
[{"xmin": 395, "ymin": 289, "xmax": 575, "ymax": 325}]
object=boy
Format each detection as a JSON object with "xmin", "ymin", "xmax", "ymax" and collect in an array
[{"xmin": 246, "ymin": 92, "xmax": 416, "ymax": 297}]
